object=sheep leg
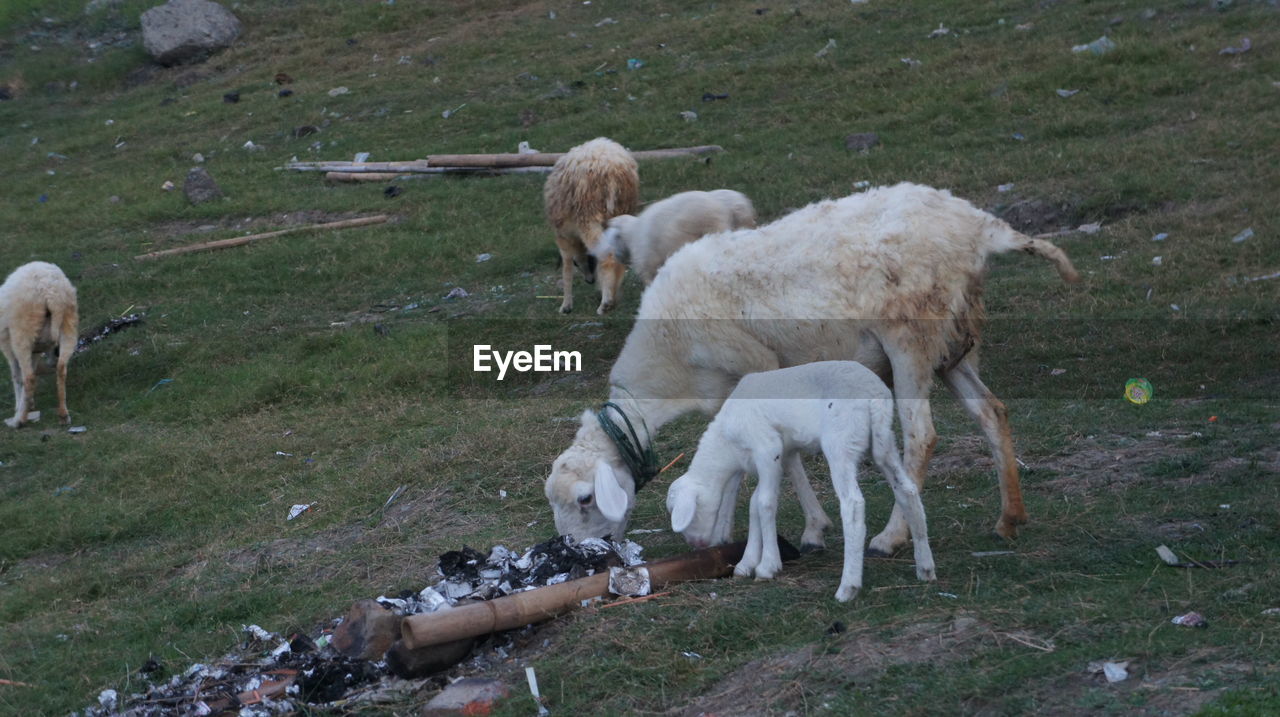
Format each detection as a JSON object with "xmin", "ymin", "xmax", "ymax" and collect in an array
[
  {"xmin": 735, "ymin": 482, "xmax": 764, "ymax": 578},
  {"xmin": 868, "ymin": 349, "xmax": 937, "ymax": 556},
  {"xmin": 941, "ymin": 357, "xmax": 1027, "ymax": 539},
  {"xmin": 746, "ymin": 450, "xmax": 786, "ymax": 580},
  {"xmin": 785, "ymin": 453, "xmax": 832, "ymax": 551},
  {"xmin": 596, "ymin": 252, "xmax": 626, "ymax": 315},
  {"xmin": 868, "ymin": 399, "xmax": 935, "ymax": 581},
  {"xmin": 557, "ymin": 243, "xmax": 577, "ymax": 314},
  {"xmin": 56, "ymin": 331, "xmax": 75, "ymax": 424},
  {"xmin": 3, "ymin": 349, "xmax": 23, "ymax": 429},
  {"xmin": 830, "ymin": 456, "xmax": 867, "ymax": 602},
  {"xmin": 709, "ymin": 470, "xmax": 744, "ymax": 546},
  {"xmin": 7, "ymin": 349, "xmax": 38, "ymax": 429}
]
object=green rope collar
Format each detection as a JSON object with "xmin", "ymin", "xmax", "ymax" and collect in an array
[{"xmin": 595, "ymin": 401, "xmax": 660, "ymax": 492}]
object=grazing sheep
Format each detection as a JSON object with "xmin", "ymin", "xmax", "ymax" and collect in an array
[
  {"xmin": 544, "ymin": 182, "xmax": 1079, "ymax": 554},
  {"xmin": 668, "ymin": 361, "xmax": 936, "ymax": 601},
  {"xmin": 0, "ymin": 262, "xmax": 79, "ymax": 428},
  {"xmin": 593, "ymin": 189, "xmax": 757, "ymax": 284},
  {"xmin": 543, "ymin": 137, "xmax": 640, "ymax": 314}
]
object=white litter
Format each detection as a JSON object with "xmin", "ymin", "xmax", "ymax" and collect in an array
[{"xmin": 287, "ymin": 504, "xmax": 312, "ymax": 520}]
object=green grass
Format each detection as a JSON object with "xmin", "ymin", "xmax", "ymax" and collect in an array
[{"xmin": 2, "ymin": 0, "xmax": 1278, "ymax": 714}]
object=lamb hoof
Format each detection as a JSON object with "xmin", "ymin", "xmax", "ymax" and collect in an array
[
  {"xmin": 596, "ymin": 302, "xmax": 615, "ymax": 315},
  {"xmin": 835, "ymin": 585, "xmax": 859, "ymax": 602},
  {"xmin": 799, "ymin": 542, "xmax": 825, "ymax": 554},
  {"xmin": 4, "ymin": 417, "xmax": 21, "ymax": 429},
  {"xmin": 864, "ymin": 545, "xmax": 894, "ymax": 558},
  {"xmin": 59, "ymin": 412, "xmax": 70, "ymax": 425},
  {"xmin": 733, "ymin": 563, "xmax": 754, "ymax": 579},
  {"xmin": 917, "ymin": 565, "xmax": 937, "ymax": 582},
  {"xmin": 559, "ymin": 304, "xmax": 573, "ymax": 314}
]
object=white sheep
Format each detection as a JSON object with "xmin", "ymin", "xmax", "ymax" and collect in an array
[
  {"xmin": 593, "ymin": 189, "xmax": 757, "ymax": 285},
  {"xmin": 1, "ymin": 261, "xmax": 79, "ymax": 428},
  {"xmin": 544, "ymin": 182, "xmax": 1079, "ymax": 555},
  {"xmin": 543, "ymin": 137, "xmax": 640, "ymax": 314},
  {"xmin": 667, "ymin": 361, "xmax": 936, "ymax": 601}
]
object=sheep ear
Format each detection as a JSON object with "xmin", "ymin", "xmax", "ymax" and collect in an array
[
  {"xmin": 670, "ymin": 486, "xmax": 696, "ymax": 534},
  {"xmin": 594, "ymin": 461, "xmax": 631, "ymax": 523}
]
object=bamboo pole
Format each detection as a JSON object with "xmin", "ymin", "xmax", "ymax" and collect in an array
[
  {"xmin": 133, "ymin": 215, "xmax": 389, "ymax": 261},
  {"xmin": 281, "ymin": 145, "xmax": 723, "ymax": 173},
  {"xmin": 399, "ymin": 542, "xmax": 745, "ymax": 650}
]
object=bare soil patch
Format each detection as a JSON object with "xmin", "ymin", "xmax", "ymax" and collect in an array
[
  {"xmin": 997, "ymin": 650, "xmax": 1262, "ymax": 717},
  {"xmin": 677, "ymin": 614, "xmax": 994, "ymax": 717}
]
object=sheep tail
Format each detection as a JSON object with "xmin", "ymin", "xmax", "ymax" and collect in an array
[{"xmin": 986, "ymin": 222, "xmax": 1081, "ymax": 284}]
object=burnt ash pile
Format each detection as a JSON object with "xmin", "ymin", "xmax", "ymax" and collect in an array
[
  {"xmin": 77, "ymin": 313, "xmax": 145, "ymax": 353},
  {"xmin": 409, "ymin": 535, "xmax": 644, "ymax": 606},
  {"xmin": 78, "ymin": 536, "xmax": 643, "ymax": 716},
  {"xmin": 78, "ymin": 626, "xmax": 383, "ymax": 717}
]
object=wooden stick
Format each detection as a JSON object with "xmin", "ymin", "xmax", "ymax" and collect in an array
[
  {"xmin": 399, "ymin": 542, "xmax": 746, "ymax": 650},
  {"xmin": 0, "ymin": 679, "xmax": 35, "ymax": 687},
  {"xmin": 282, "ymin": 145, "xmax": 723, "ymax": 173},
  {"xmin": 426, "ymin": 145, "xmax": 724, "ymax": 168},
  {"xmin": 133, "ymin": 215, "xmax": 389, "ymax": 261},
  {"xmin": 598, "ymin": 591, "xmax": 673, "ymax": 609},
  {"xmin": 322, "ymin": 167, "xmax": 553, "ymax": 182}
]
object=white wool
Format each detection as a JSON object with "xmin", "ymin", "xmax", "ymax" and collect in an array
[
  {"xmin": 1, "ymin": 261, "xmax": 79, "ymax": 428},
  {"xmin": 667, "ymin": 361, "xmax": 936, "ymax": 601},
  {"xmin": 545, "ymin": 182, "xmax": 1078, "ymax": 552}
]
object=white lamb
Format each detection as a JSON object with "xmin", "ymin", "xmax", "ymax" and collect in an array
[
  {"xmin": 667, "ymin": 361, "xmax": 935, "ymax": 602},
  {"xmin": 544, "ymin": 182, "xmax": 1079, "ymax": 556},
  {"xmin": 0, "ymin": 261, "xmax": 79, "ymax": 428},
  {"xmin": 593, "ymin": 189, "xmax": 757, "ymax": 284}
]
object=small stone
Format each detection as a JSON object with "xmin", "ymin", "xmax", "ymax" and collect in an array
[
  {"xmin": 183, "ymin": 166, "xmax": 223, "ymax": 204},
  {"xmin": 332, "ymin": 600, "xmax": 403, "ymax": 661},
  {"xmin": 844, "ymin": 132, "xmax": 880, "ymax": 153},
  {"xmin": 421, "ymin": 678, "xmax": 510, "ymax": 716},
  {"xmin": 222, "ymin": 91, "xmax": 239, "ymax": 103}
]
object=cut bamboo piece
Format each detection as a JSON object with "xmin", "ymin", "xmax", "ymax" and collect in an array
[
  {"xmin": 399, "ymin": 541, "xmax": 746, "ymax": 650},
  {"xmin": 134, "ymin": 215, "xmax": 389, "ymax": 260}
]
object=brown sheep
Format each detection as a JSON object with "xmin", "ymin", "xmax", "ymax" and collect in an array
[{"xmin": 543, "ymin": 137, "xmax": 640, "ymax": 314}]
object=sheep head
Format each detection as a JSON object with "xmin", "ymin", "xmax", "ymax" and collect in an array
[
  {"xmin": 544, "ymin": 410, "xmax": 636, "ymax": 539},
  {"xmin": 667, "ymin": 470, "xmax": 738, "ymax": 548}
]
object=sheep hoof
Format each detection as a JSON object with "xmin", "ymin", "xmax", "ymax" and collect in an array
[
  {"xmin": 917, "ymin": 565, "xmax": 936, "ymax": 582},
  {"xmin": 799, "ymin": 542, "xmax": 825, "ymax": 554},
  {"xmin": 733, "ymin": 563, "xmax": 753, "ymax": 578},
  {"xmin": 559, "ymin": 304, "xmax": 573, "ymax": 314},
  {"xmin": 4, "ymin": 417, "xmax": 21, "ymax": 429},
  {"xmin": 864, "ymin": 545, "xmax": 894, "ymax": 558},
  {"xmin": 596, "ymin": 302, "xmax": 615, "ymax": 315},
  {"xmin": 835, "ymin": 585, "xmax": 860, "ymax": 602},
  {"xmin": 994, "ymin": 512, "xmax": 1029, "ymax": 539}
]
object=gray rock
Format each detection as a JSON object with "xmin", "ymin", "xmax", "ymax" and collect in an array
[
  {"xmin": 844, "ymin": 132, "xmax": 880, "ymax": 153},
  {"xmin": 141, "ymin": 0, "xmax": 241, "ymax": 66},
  {"xmin": 183, "ymin": 166, "xmax": 222, "ymax": 204}
]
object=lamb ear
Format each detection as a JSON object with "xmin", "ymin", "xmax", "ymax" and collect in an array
[
  {"xmin": 670, "ymin": 489, "xmax": 696, "ymax": 534},
  {"xmin": 594, "ymin": 461, "xmax": 631, "ymax": 523}
]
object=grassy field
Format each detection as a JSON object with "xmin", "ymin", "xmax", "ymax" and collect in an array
[{"xmin": 1, "ymin": 0, "xmax": 1278, "ymax": 714}]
